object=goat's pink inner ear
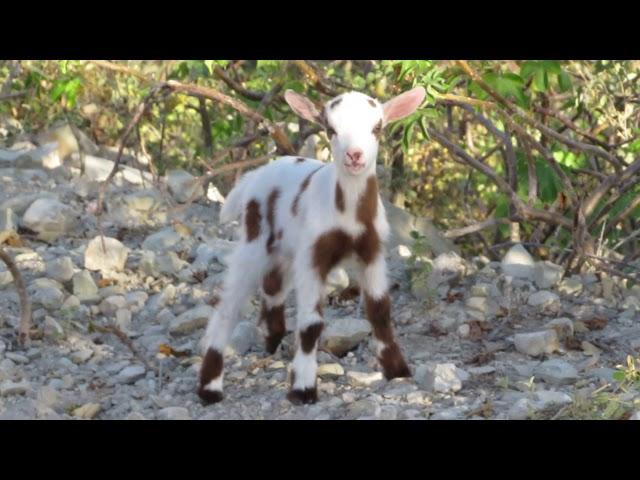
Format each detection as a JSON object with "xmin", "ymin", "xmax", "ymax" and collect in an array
[
  {"xmin": 284, "ymin": 90, "xmax": 322, "ymax": 124},
  {"xmin": 382, "ymin": 86, "xmax": 426, "ymax": 123}
]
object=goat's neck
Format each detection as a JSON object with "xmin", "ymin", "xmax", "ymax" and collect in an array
[{"xmin": 331, "ymin": 161, "xmax": 378, "ymax": 211}]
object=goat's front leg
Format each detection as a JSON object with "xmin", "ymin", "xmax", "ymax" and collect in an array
[
  {"xmin": 360, "ymin": 254, "xmax": 411, "ymax": 379},
  {"xmin": 287, "ymin": 254, "xmax": 326, "ymax": 405}
]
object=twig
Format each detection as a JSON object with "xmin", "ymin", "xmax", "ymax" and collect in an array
[
  {"xmin": 0, "ymin": 247, "xmax": 32, "ymax": 346},
  {"xmin": 444, "ymin": 217, "xmax": 510, "ymax": 238},
  {"xmin": 91, "ymin": 322, "xmax": 157, "ymax": 373}
]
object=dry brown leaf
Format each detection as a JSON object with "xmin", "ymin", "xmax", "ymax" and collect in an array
[
  {"xmin": 584, "ymin": 317, "xmax": 608, "ymax": 331},
  {"xmin": 97, "ymin": 278, "xmax": 115, "ymax": 288},
  {"xmin": 564, "ymin": 337, "xmax": 582, "ymax": 351},
  {"xmin": 446, "ymin": 291, "xmax": 463, "ymax": 303},
  {"xmin": 158, "ymin": 343, "xmax": 191, "ymax": 358},
  {"xmin": 468, "ymin": 320, "xmax": 487, "ymax": 341},
  {"xmin": 467, "ymin": 351, "xmax": 495, "ymax": 365}
]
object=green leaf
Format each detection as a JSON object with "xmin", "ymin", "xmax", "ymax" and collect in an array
[
  {"xmin": 541, "ymin": 60, "xmax": 562, "ymax": 75},
  {"xmin": 533, "ymin": 68, "xmax": 548, "ymax": 92},
  {"xmin": 558, "ymin": 71, "xmax": 572, "ymax": 92},
  {"xmin": 613, "ymin": 371, "xmax": 626, "ymax": 382}
]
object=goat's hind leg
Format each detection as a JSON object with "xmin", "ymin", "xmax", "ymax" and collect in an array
[
  {"xmin": 198, "ymin": 242, "xmax": 270, "ymax": 404},
  {"xmin": 261, "ymin": 261, "xmax": 293, "ymax": 355}
]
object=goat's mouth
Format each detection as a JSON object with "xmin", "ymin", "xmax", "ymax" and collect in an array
[{"xmin": 344, "ymin": 162, "xmax": 366, "ymax": 174}]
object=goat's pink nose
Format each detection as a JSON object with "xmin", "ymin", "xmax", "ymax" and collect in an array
[{"xmin": 346, "ymin": 149, "xmax": 363, "ymax": 163}]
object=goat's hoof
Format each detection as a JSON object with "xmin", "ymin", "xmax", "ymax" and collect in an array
[
  {"xmin": 287, "ymin": 388, "xmax": 318, "ymax": 405},
  {"xmin": 383, "ymin": 363, "xmax": 412, "ymax": 381},
  {"xmin": 265, "ymin": 334, "xmax": 285, "ymax": 355},
  {"xmin": 198, "ymin": 388, "xmax": 224, "ymax": 405}
]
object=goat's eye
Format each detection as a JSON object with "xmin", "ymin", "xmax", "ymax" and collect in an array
[
  {"xmin": 372, "ymin": 121, "xmax": 383, "ymax": 138},
  {"xmin": 326, "ymin": 126, "xmax": 336, "ymax": 137}
]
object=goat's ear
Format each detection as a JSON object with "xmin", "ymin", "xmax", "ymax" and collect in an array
[
  {"xmin": 284, "ymin": 90, "xmax": 324, "ymax": 125},
  {"xmin": 382, "ymin": 86, "xmax": 426, "ymax": 124}
]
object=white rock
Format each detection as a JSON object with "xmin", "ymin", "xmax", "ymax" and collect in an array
[
  {"xmin": 99, "ymin": 295, "xmax": 127, "ymax": 316},
  {"xmin": 72, "ymin": 270, "xmax": 99, "ymax": 302},
  {"xmin": 325, "ymin": 267, "xmax": 350, "ymax": 295},
  {"xmin": 322, "ymin": 318, "xmax": 371, "ymax": 357},
  {"xmin": 0, "ymin": 208, "xmax": 19, "ymax": 233},
  {"xmin": 207, "ymin": 184, "xmax": 225, "ymax": 203},
  {"xmin": 397, "ymin": 245, "xmax": 412, "ymax": 258},
  {"xmin": 166, "ymin": 169, "xmax": 204, "ymax": 203},
  {"xmin": 227, "ymin": 321, "xmax": 259, "ymax": 356},
  {"xmin": 415, "ymin": 363, "xmax": 466, "ymax": 393},
  {"xmin": 0, "ymin": 380, "xmax": 31, "ymax": 396},
  {"xmin": 534, "ymin": 261, "xmax": 565, "ymax": 289},
  {"xmin": 558, "ymin": 276, "xmax": 583, "ymax": 295},
  {"xmin": 22, "ymin": 198, "xmax": 77, "ymax": 242},
  {"xmin": 72, "ymin": 403, "xmax": 101, "ymax": 419},
  {"xmin": 508, "ymin": 398, "xmax": 537, "ymax": 420},
  {"xmin": 544, "ymin": 317, "xmax": 574, "ymax": 339},
  {"xmin": 141, "ymin": 228, "xmax": 183, "ymax": 252},
  {"xmin": 514, "ymin": 330, "xmax": 561, "ymax": 357},
  {"xmin": 71, "ymin": 349, "xmax": 94, "ymax": 364},
  {"xmin": 158, "ymin": 406, "xmax": 191, "ymax": 420},
  {"xmin": 84, "ymin": 236, "xmax": 129, "ymax": 273},
  {"xmin": 528, "ymin": 290, "xmax": 560, "ymax": 308},
  {"xmin": 114, "ymin": 309, "xmax": 133, "ymax": 332},
  {"xmin": 115, "ymin": 364, "xmax": 146, "ymax": 384},
  {"xmin": 28, "ymin": 278, "xmax": 65, "ymax": 310},
  {"xmin": 82, "ymin": 154, "xmax": 153, "ymax": 185},
  {"xmin": 108, "ymin": 189, "xmax": 167, "ymax": 227},
  {"xmin": 46, "ymin": 256, "xmax": 75, "ymax": 283},
  {"xmin": 317, "ymin": 363, "xmax": 345, "ymax": 377},
  {"xmin": 169, "ymin": 305, "xmax": 215, "ymax": 335},
  {"xmin": 501, "ymin": 244, "xmax": 535, "ymax": 279},
  {"xmin": 534, "ymin": 390, "xmax": 572, "ymax": 408},
  {"xmin": 346, "ymin": 371, "xmax": 384, "ymax": 387},
  {"xmin": 535, "ymin": 359, "xmax": 579, "ymax": 385}
]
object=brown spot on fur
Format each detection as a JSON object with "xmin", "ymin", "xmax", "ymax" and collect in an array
[
  {"xmin": 277, "ymin": 229, "xmax": 284, "ymax": 240},
  {"xmin": 330, "ymin": 97, "xmax": 343, "ymax": 109},
  {"xmin": 312, "ymin": 229, "xmax": 352, "ymax": 281},
  {"xmin": 367, "ymin": 99, "xmax": 377, "ymax": 108},
  {"xmin": 364, "ymin": 293, "xmax": 393, "ymax": 344},
  {"xmin": 266, "ymin": 188, "xmax": 281, "ymax": 254},
  {"xmin": 335, "ymin": 182, "xmax": 345, "ymax": 212},
  {"xmin": 261, "ymin": 301, "xmax": 285, "ymax": 354},
  {"xmin": 296, "ymin": 157, "xmax": 306, "ymax": 163},
  {"xmin": 356, "ymin": 176, "xmax": 379, "ymax": 225},
  {"xmin": 262, "ymin": 267, "xmax": 282, "ymax": 296},
  {"xmin": 245, "ymin": 199, "xmax": 261, "ymax": 241},
  {"xmin": 373, "ymin": 119, "xmax": 383, "ymax": 139},
  {"xmin": 300, "ymin": 322, "xmax": 324, "ymax": 354},
  {"xmin": 198, "ymin": 348, "xmax": 224, "ymax": 403},
  {"xmin": 363, "ymin": 293, "xmax": 411, "ymax": 379},
  {"xmin": 291, "ymin": 166, "xmax": 323, "ymax": 216}
]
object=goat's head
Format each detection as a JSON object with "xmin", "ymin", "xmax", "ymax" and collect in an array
[{"xmin": 285, "ymin": 86, "xmax": 426, "ymax": 176}]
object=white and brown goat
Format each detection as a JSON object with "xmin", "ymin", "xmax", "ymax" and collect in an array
[{"xmin": 199, "ymin": 86, "xmax": 426, "ymax": 404}]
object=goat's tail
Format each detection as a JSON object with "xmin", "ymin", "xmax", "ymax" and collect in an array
[{"xmin": 219, "ymin": 170, "xmax": 256, "ymax": 223}]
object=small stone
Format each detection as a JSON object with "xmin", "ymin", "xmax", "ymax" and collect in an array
[
  {"xmin": 0, "ymin": 208, "xmax": 19, "ymax": 233},
  {"xmin": 0, "ymin": 380, "xmax": 31, "ymax": 396},
  {"xmin": 84, "ymin": 236, "xmax": 129, "ymax": 273},
  {"xmin": 431, "ymin": 406, "xmax": 466, "ymax": 420},
  {"xmin": 114, "ymin": 309, "xmax": 132, "ymax": 332},
  {"xmin": 21, "ymin": 198, "xmax": 77, "ymax": 241},
  {"xmin": 99, "ymin": 295, "xmax": 127, "ymax": 316},
  {"xmin": 457, "ymin": 324, "xmax": 471, "ymax": 338},
  {"xmin": 346, "ymin": 370, "xmax": 384, "ymax": 387},
  {"xmin": 44, "ymin": 316, "xmax": 64, "ymax": 337},
  {"xmin": 227, "ymin": 321, "xmax": 259, "ymax": 356},
  {"xmin": 534, "ymin": 261, "xmax": 564, "ymax": 289},
  {"xmin": 346, "ymin": 398, "xmax": 380, "ymax": 419},
  {"xmin": 116, "ymin": 364, "xmax": 146, "ymax": 384},
  {"xmin": 169, "ymin": 305, "xmax": 215, "ymax": 336},
  {"xmin": 379, "ymin": 405, "xmax": 398, "ymax": 420},
  {"xmin": 397, "ymin": 245, "xmax": 412, "ymax": 258},
  {"xmin": 508, "ymin": 398, "xmax": 537, "ymax": 420},
  {"xmin": 322, "ymin": 318, "xmax": 371, "ymax": 357},
  {"xmin": 535, "ymin": 359, "xmax": 579, "ymax": 385},
  {"xmin": 126, "ymin": 412, "xmax": 147, "ymax": 420},
  {"xmin": 166, "ymin": 169, "xmax": 204, "ymax": 203},
  {"xmin": 72, "ymin": 403, "xmax": 101, "ymax": 419},
  {"xmin": 72, "ymin": 270, "xmax": 99, "ymax": 303},
  {"xmin": 501, "ymin": 244, "xmax": 535, "ymax": 279},
  {"xmin": 528, "ymin": 290, "xmax": 560, "ymax": 308},
  {"xmin": 5, "ymin": 352, "xmax": 29, "ymax": 364},
  {"xmin": 514, "ymin": 330, "xmax": 560, "ymax": 357},
  {"xmin": 629, "ymin": 411, "xmax": 640, "ymax": 420},
  {"xmin": 28, "ymin": 278, "xmax": 65, "ymax": 310},
  {"xmin": 46, "ymin": 256, "xmax": 75, "ymax": 283},
  {"xmin": 158, "ymin": 406, "xmax": 191, "ymax": 420},
  {"xmin": 317, "ymin": 363, "xmax": 344, "ymax": 377},
  {"xmin": 71, "ymin": 349, "xmax": 94, "ymax": 364},
  {"xmin": 415, "ymin": 363, "xmax": 466, "ymax": 393},
  {"xmin": 558, "ymin": 276, "xmax": 583, "ymax": 296},
  {"xmin": 544, "ymin": 317, "xmax": 574, "ymax": 339},
  {"xmin": 533, "ymin": 390, "xmax": 572, "ymax": 408}
]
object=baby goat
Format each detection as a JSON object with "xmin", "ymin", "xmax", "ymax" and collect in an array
[{"xmin": 199, "ymin": 86, "xmax": 426, "ymax": 405}]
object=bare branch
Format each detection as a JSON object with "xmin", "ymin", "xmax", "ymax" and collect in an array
[{"xmin": 0, "ymin": 247, "xmax": 32, "ymax": 346}]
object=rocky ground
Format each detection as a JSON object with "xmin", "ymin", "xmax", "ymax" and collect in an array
[{"xmin": 1, "ymin": 123, "xmax": 639, "ymax": 420}]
